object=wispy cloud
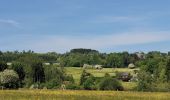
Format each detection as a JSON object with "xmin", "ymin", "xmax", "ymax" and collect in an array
[
  {"xmin": 23, "ymin": 31, "xmax": 170, "ymax": 53},
  {"xmin": 0, "ymin": 19, "xmax": 20, "ymax": 28}
]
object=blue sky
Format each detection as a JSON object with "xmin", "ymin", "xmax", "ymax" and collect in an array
[{"xmin": 0, "ymin": 0, "xmax": 170, "ymax": 53}]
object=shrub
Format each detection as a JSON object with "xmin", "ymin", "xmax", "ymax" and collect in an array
[
  {"xmin": 137, "ymin": 71, "xmax": 153, "ymax": 91},
  {"xmin": 45, "ymin": 78, "xmax": 62, "ymax": 89},
  {"xmin": 104, "ymin": 73, "xmax": 110, "ymax": 77},
  {"xmin": 64, "ymin": 74, "xmax": 74, "ymax": 83},
  {"xmin": 83, "ymin": 76, "xmax": 96, "ymax": 90},
  {"xmin": 80, "ymin": 70, "xmax": 91, "ymax": 85},
  {"xmin": 44, "ymin": 65, "xmax": 70, "ymax": 89},
  {"xmin": 0, "ymin": 69, "xmax": 19, "ymax": 89},
  {"xmin": 99, "ymin": 77, "xmax": 123, "ymax": 91}
]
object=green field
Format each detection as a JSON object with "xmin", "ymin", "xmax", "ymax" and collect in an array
[
  {"xmin": 65, "ymin": 67, "xmax": 137, "ymax": 90},
  {"xmin": 65, "ymin": 67, "xmax": 136, "ymax": 83},
  {"xmin": 0, "ymin": 90, "xmax": 170, "ymax": 100}
]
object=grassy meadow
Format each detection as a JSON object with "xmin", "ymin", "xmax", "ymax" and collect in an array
[
  {"xmin": 65, "ymin": 67, "xmax": 137, "ymax": 90},
  {"xmin": 0, "ymin": 90, "xmax": 170, "ymax": 100},
  {"xmin": 65, "ymin": 67, "xmax": 135, "ymax": 83}
]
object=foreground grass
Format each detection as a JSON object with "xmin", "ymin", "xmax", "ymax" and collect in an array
[{"xmin": 0, "ymin": 90, "xmax": 169, "ymax": 100}]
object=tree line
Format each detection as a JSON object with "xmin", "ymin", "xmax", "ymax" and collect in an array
[
  {"xmin": 0, "ymin": 49, "xmax": 147, "ymax": 68},
  {"xmin": 0, "ymin": 49, "xmax": 170, "ymax": 91}
]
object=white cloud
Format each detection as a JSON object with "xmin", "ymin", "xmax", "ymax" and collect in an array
[
  {"xmin": 27, "ymin": 31, "xmax": 170, "ymax": 53},
  {"xmin": 0, "ymin": 19, "xmax": 20, "ymax": 28}
]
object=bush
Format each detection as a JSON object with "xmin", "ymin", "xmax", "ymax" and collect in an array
[
  {"xmin": 104, "ymin": 73, "xmax": 110, "ymax": 77},
  {"xmin": 64, "ymin": 74, "xmax": 74, "ymax": 83},
  {"xmin": 80, "ymin": 70, "xmax": 92, "ymax": 85},
  {"xmin": 0, "ymin": 69, "xmax": 19, "ymax": 89},
  {"xmin": 99, "ymin": 77, "xmax": 123, "ymax": 91},
  {"xmin": 83, "ymin": 76, "xmax": 97, "ymax": 90},
  {"xmin": 45, "ymin": 78, "xmax": 62, "ymax": 89},
  {"xmin": 137, "ymin": 71, "xmax": 153, "ymax": 91}
]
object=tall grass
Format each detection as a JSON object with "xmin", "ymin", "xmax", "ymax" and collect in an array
[{"xmin": 0, "ymin": 90, "xmax": 169, "ymax": 100}]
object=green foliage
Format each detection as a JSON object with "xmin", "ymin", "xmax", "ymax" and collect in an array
[
  {"xmin": 136, "ymin": 52, "xmax": 170, "ymax": 91},
  {"xmin": 45, "ymin": 78, "xmax": 62, "ymax": 89},
  {"xmin": 0, "ymin": 50, "xmax": 170, "ymax": 91},
  {"xmin": 99, "ymin": 77, "xmax": 123, "ymax": 91},
  {"xmin": 64, "ymin": 74, "xmax": 74, "ymax": 83},
  {"xmin": 31, "ymin": 62, "xmax": 45, "ymax": 83},
  {"xmin": 70, "ymin": 48, "xmax": 99, "ymax": 54},
  {"xmin": 146, "ymin": 59, "xmax": 159, "ymax": 74},
  {"xmin": 12, "ymin": 62, "xmax": 25, "ymax": 81},
  {"xmin": 152, "ymin": 82, "xmax": 170, "ymax": 92},
  {"xmin": 44, "ymin": 66, "xmax": 64, "ymax": 88},
  {"xmin": 166, "ymin": 58, "xmax": 170, "ymax": 81},
  {"xmin": 0, "ymin": 61, "xmax": 8, "ymax": 71},
  {"xmin": 38, "ymin": 52, "xmax": 59, "ymax": 62},
  {"xmin": 83, "ymin": 76, "xmax": 96, "ymax": 90},
  {"xmin": 104, "ymin": 73, "xmax": 110, "ymax": 77},
  {"xmin": 105, "ymin": 53, "xmax": 124, "ymax": 68},
  {"xmin": 137, "ymin": 71, "xmax": 153, "ymax": 91},
  {"xmin": 157, "ymin": 61, "xmax": 167, "ymax": 82},
  {"xmin": 44, "ymin": 65, "xmax": 74, "ymax": 89},
  {"xmin": 0, "ymin": 69, "xmax": 19, "ymax": 89},
  {"xmin": 80, "ymin": 70, "xmax": 92, "ymax": 85}
]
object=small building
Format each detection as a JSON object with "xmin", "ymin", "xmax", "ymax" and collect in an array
[
  {"xmin": 128, "ymin": 63, "xmax": 135, "ymax": 69},
  {"xmin": 83, "ymin": 64, "xmax": 93, "ymax": 69},
  {"xmin": 53, "ymin": 63, "xmax": 60, "ymax": 66},
  {"xmin": 7, "ymin": 62, "xmax": 12, "ymax": 66},
  {"xmin": 118, "ymin": 72, "xmax": 132, "ymax": 82},
  {"xmin": 43, "ymin": 63, "xmax": 50, "ymax": 66},
  {"xmin": 136, "ymin": 52, "xmax": 145, "ymax": 59},
  {"xmin": 94, "ymin": 65, "xmax": 103, "ymax": 70}
]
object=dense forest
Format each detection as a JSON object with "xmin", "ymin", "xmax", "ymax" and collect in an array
[
  {"xmin": 0, "ymin": 49, "xmax": 147, "ymax": 67},
  {"xmin": 0, "ymin": 49, "xmax": 170, "ymax": 91}
]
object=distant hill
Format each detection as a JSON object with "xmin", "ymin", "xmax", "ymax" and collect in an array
[{"xmin": 70, "ymin": 48, "xmax": 99, "ymax": 54}]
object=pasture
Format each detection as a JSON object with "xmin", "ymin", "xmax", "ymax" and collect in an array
[
  {"xmin": 65, "ymin": 67, "xmax": 135, "ymax": 83},
  {"xmin": 0, "ymin": 90, "xmax": 169, "ymax": 100},
  {"xmin": 65, "ymin": 67, "xmax": 137, "ymax": 90}
]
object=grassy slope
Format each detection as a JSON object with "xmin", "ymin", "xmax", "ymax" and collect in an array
[
  {"xmin": 0, "ymin": 90, "xmax": 169, "ymax": 100},
  {"xmin": 65, "ymin": 67, "xmax": 137, "ymax": 90}
]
